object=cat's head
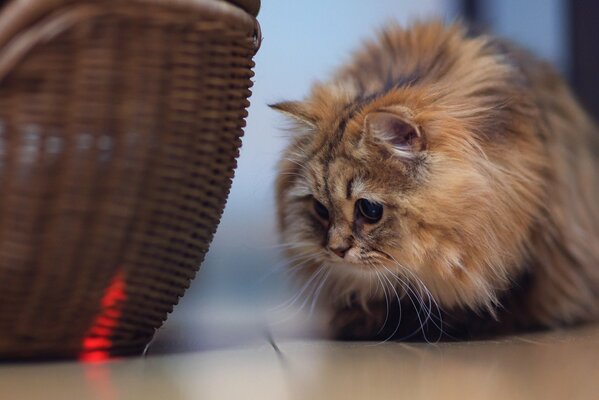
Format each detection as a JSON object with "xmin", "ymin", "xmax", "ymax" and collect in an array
[{"xmin": 272, "ymin": 22, "xmax": 547, "ymax": 313}]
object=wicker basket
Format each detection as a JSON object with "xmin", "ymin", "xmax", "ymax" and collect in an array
[{"xmin": 0, "ymin": 0, "xmax": 260, "ymax": 360}]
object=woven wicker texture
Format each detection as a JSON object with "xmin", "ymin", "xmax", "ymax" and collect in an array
[
  {"xmin": 227, "ymin": 0, "xmax": 260, "ymax": 16},
  {"xmin": 0, "ymin": 0, "xmax": 259, "ymax": 359}
]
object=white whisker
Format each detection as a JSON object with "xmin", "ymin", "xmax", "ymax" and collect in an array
[
  {"xmin": 381, "ymin": 253, "xmax": 445, "ymax": 342},
  {"xmin": 270, "ymin": 264, "xmax": 325, "ymax": 314},
  {"xmin": 309, "ymin": 268, "xmax": 331, "ymax": 317}
]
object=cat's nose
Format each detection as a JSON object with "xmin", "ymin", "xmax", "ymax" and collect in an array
[{"xmin": 329, "ymin": 244, "xmax": 350, "ymax": 259}]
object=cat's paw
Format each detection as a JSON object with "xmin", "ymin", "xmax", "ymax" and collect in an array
[{"xmin": 330, "ymin": 303, "xmax": 387, "ymax": 341}]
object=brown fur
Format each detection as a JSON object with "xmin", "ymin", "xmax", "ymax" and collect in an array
[{"xmin": 272, "ymin": 21, "xmax": 599, "ymax": 340}]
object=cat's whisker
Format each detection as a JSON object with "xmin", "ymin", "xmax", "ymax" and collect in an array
[
  {"xmin": 287, "ymin": 259, "xmax": 317, "ymax": 274},
  {"xmin": 265, "ymin": 241, "xmax": 315, "ymax": 250},
  {"xmin": 278, "ymin": 172, "xmax": 305, "ymax": 179},
  {"xmin": 377, "ymin": 266, "xmax": 404, "ymax": 343},
  {"xmin": 379, "ymin": 264, "xmax": 426, "ymax": 340},
  {"xmin": 381, "ymin": 254, "xmax": 441, "ymax": 330},
  {"xmin": 372, "ymin": 268, "xmax": 390, "ymax": 335},
  {"xmin": 393, "ymin": 266, "xmax": 434, "ymax": 321},
  {"xmin": 416, "ymin": 279, "xmax": 443, "ymax": 341},
  {"xmin": 257, "ymin": 242, "xmax": 322, "ymax": 281},
  {"xmin": 269, "ymin": 263, "xmax": 325, "ymax": 314},
  {"xmin": 382, "ymin": 255, "xmax": 446, "ymax": 342},
  {"xmin": 282, "ymin": 157, "xmax": 306, "ymax": 169},
  {"xmin": 294, "ymin": 265, "xmax": 328, "ymax": 313},
  {"xmin": 309, "ymin": 267, "xmax": 331, "ymax": 317},
  {"xmin": 413, "ymin": 275, "xmax": 445, "ymax": 340},
  {"xmin": 410, "ymin": 277, "xmax": 443, "ymax": 341},
  {"xmin": 281, "ymin": 249, "xmax": 321, "ymax": 265},
  {"xmin": 376, "ymin": 260, "xmax": 432, "ymax": 340},
  {"xmin": 272, "ymin": 265, "xmax": 329, "ymax": 325},
  {"xmin": 258, "ymin": 250, "xmax": 317, "ymax": 283}
]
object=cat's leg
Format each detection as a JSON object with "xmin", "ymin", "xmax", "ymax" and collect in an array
[
  {"xmin": 329, "ymin": 297, "xmax": 467, "ymax": 341},
  {"xmin": 330, "ymin": 301, "xmax": 390, "ymax": 341}
]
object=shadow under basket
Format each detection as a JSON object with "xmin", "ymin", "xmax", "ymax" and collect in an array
[{"xmin": 0, "ymin": 0, "xmax": 260, "ymax": 360}]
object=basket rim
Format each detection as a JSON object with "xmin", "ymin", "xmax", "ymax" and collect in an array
[{"xmin": 0, "ymin": 0, "xmax": 260, "ymax": 82}]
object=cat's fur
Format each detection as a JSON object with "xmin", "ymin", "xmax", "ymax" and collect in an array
[{"xmin": 272, "ymin": 21, "xmax": 599, "ymax": 340}]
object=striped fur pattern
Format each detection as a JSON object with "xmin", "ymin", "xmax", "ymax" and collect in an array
[{"xmin": 272, "ymin": 21, "xmax": 599, "ymax": 340}]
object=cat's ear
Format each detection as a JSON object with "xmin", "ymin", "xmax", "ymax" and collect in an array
[
  {"xmin": 364, "ymin": 111, "xmax": 425, "ymax": 154},
  {"xmin": 269, "ymin": 101, "xmax": 317, "ymax": 128}
]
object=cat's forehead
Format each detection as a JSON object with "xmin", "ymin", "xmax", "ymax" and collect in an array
[
  {"xmin": 305, "ymin": 151, "xmax": 373, "ymax": 199},
  {"xmin": 303, "ymin": 131, "xmax": 414, "ymax": 200},
  {"xmin": 305, "ymin": 153, "xmax": 354, "ymax": 184}
]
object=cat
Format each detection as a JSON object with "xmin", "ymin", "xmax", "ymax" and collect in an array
[{"xmin": 271, "ymin": 20, "xmax": 599, "ymax": 341}]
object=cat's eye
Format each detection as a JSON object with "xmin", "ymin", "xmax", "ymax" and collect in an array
[
  {"xmin": 313, "ymin": 199, "xmax": 329, "ymax": 220},
  {"xmin": 357, "ymin": 199, "xmax": 383, "ymax": 223}
]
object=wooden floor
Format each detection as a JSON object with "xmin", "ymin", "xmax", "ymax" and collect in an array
[{"xmin": 2, "ymin": 323, "xmax": 599, "ymax": 400}]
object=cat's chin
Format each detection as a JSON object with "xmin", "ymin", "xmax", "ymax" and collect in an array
[{"xmin": 328, "ymin": 260, "xmax": 370, "ymax": 274}]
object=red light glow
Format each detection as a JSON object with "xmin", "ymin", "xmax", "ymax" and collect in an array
[{"xmin": 79, "ymin": 270, "xmax": 126, "ymax": 363}]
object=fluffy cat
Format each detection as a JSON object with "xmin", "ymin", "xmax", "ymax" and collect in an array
[{"xmin": 271, "ymin": 21, "xmax": 599, "ymax": 340}]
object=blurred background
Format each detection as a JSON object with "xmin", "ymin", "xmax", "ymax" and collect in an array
[{"xmin": 151, "ymin": 0, "xmax": 597, "ymax": 353}]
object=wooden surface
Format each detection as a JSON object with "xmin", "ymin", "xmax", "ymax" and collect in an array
[{"xmin": 2, "ymin": 323, "xmax": 599, "ymax": 399}]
